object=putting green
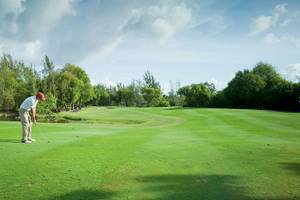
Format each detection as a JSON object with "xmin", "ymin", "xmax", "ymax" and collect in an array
[{"xmin": 0, "ymin": 107, "xmax": 299, "ymax": 200}]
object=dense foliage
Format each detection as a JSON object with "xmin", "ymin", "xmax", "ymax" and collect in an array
[
  {"xmin": 0, "ymin": 55, "xmax": 299, "ymax": 113},
  {"xmin": 92, "ymin": 71, "xmax": 169, "ymax": 107},
  {"xmin": 211, "ymin": 63, "xmax": 300, "ymax": 111}
]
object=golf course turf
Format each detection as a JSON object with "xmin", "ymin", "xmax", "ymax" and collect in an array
[{"xmin": 0, "ymin": 107, "xmax": 299, "ymax": 200}]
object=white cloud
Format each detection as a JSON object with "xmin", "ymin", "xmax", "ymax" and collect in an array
[
  {"xmin": 280, "ymin": 11, "xmax": 300, "ymax": 27},
  {"xmin": 263, "ymin": 33, "xmax": 281, "ymax": 44},
  {"xmin": 273, "ymin": 4, "xmax": 287, "ymax": 16},
  {"xmin": 280, "ymin": 19, "xmax": 292, "ymax": 27},
  {"xmin": 251, "ymin": 4, "xmax": 300, "ymax": 47},
  {"xmin": 0, "ymin": 0, "xmax": 194, "ymax": 64},
  {"xmin": 250, "ymin": 16, "xmax": 274, "ymax": 35},
  {"xmin": 0, "ymin": 0, "xmax": 77, "ymax": 39},
  {"xmin": 0, "ymin": 0, "xmax": 79, "ymax": 63},
  {"xmin": 18, "ymin": 0, "xmax": 77, "ymax": 40},
  {"xmin": 78, "ymin": 2, "xmax": 193, "ymax": 64},
  {"xmin": 125, "ymin": 2, "xmax": 192, "ymax": 44},
  {"xmin": 250, "ymin": 3, "xmax": 287, "ymax": 35},
  {"xmin": 82, "ymin": 36, "xmax": 123, "ymax": 65},
  {"xmin": 0, "ymin": 0, "xmax": 26, "ymax": 17},
  {"xmin": 0, "ymin": 0, "xmax": 26, "ymax": 34},
  {"xmin": 263, "ymin": 33, "xmax": 300, "ymax": 46},
  {"xmin": 281, "ymin": 64, "xmax": 300, "ymax": 82},
  {"xmin": 0, "ymin": 37, "xmax": 44, "ymax": 63}
]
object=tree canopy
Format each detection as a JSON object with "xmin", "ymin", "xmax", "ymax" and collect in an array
[{"xmin": 0, "ymin": 54, "xmax": 299, "ymax": 113}]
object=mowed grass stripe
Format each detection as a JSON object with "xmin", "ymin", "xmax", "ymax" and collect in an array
[{"xmin": 0, "ymin": 107, "xmax": 299, "ymax": 200}]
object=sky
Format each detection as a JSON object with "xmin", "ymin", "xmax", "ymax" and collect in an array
[{"xmin": 0, "ymin": 0, "xmax": 300, "ymax": 92}]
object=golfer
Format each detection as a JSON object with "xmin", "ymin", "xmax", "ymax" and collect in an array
[{"xmin": 19, "ymin": 92, "xmax": 46, "ymax": 144}]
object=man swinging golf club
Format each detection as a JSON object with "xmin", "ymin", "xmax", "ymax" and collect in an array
[{"xmin": 19, "ymin": 92, "xmax": 46, "ymax": 144}]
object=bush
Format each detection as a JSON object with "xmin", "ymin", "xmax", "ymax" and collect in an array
[{"xmin": 37, "ymin": 93, "xmax": 57, "ymax": 115}]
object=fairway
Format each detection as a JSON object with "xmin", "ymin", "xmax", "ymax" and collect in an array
[{"xmin": 0, "ymin": 107, "xmax": 299, "ymax": 200}]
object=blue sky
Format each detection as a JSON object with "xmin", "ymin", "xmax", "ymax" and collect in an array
[{"xmin": 0, "ymin": 0, "xmax": 300, "ymax": 92}]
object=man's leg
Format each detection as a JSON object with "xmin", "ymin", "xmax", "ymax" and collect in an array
[
  {"xmin": 28, "ymin": 114, "xmax": 33, "ymax": 140},
  {"xmin": 20, "ymin": 109, "xmax": 30, "ymax": 142}
]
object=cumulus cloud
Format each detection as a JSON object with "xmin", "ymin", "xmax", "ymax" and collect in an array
[
  {"xmin": 251, "ymin": 4, "xmax": 300, "ymax": 47},
  {"xmin": 0, "ymin": 0, "xmax": 78, "ymax": 65},
  {"xmin": 17, "ymin": 0, "xmax": 77, "ymax": 40},
  {"xmin": 250, "ymin": 16, "xmax": 273, "ymax": 35},
  {"xmin": 0, "ymin": 0, "xmax": 26, "ymax": 35},
  {"xmin": 273, "ymin": 4, "xmax": 287, "ymax": 16},
  {"xmin": 0, "ymin": 0, "xmax": 25, "ymax": 17},
  {"xmin": 250, "ymin": 3, "xmax": 287, "ymax": 35},
  {"xmin": 0, "ymin": 37, "xmax": 44, "ymax": 63},
  {"xmin": 69, "ymin": 1, "xmax": 193, "ymax": 63},
  {"xmin": 125, "ymin": 2, "xmax": 192, "ymax": 44},
  {"xmin": 281, "ymin": 64, "xmax": 300, "ymax": 82},
  {"xmin": 0, "ymin": 0, "xmax": 195, "ymax": 64}
]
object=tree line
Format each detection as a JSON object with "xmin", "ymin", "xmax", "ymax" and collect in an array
[{"xmin": 0, "ymin": 54, "xmax": 299, "ymax": 114}]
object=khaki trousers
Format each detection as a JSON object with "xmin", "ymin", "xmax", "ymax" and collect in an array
[{"xmin": 19, "ymin": 108, "xmax": 32, "ymax": 141}]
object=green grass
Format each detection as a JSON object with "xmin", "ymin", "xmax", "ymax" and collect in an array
[{"xmin": 0, "ymin": 107, "xmax": 299, "ymax": 200}]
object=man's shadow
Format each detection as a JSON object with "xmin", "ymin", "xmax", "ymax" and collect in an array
[{"xmin": 0, "ymin": 139, "xmax": 20, "ymax": 143}]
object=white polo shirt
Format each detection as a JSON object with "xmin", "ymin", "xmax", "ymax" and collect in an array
[{"xmin": 20, "ymin": 96, "xmax": 39, "ymax": 111}]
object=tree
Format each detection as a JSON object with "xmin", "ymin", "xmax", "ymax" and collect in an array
[
  {"xmin": 93, "ymin": 84, "xmax": 110, "ymax": 106},
  {"xmin": 128, "ymin": 80, "xmax": 145, "ymax": 107},
  {"xmin": 141, "ymin": 71, "xmax": 168, "ymax": 107},
  {"xmin": 43, "ymin": 56, "xmax": 55, "ymax": 74},
  {"xmin": 1, "ymin": 54, "xmax": 299, "ymax": 112},
  {"xmin": 143, "ymin": 71, "xmax": 160, "ymax": 89},
  {"xmin": 142, "ymin": 87, "xmax": 161, "ymax": 106},
  {"xmin": 224, "ymin": 70, "xmax": 266, "ymax": 108},
  {"xmin": 41, "ymin": 56, "xmax": 57, "ymax": 96},
  {"xmin": 37, "ymin": 93, "xmax": 57, "ymax": 115},
  {"xmin": 252, "ymin": 62, "xmax": 281, "ymax": 82},
  {"xmin": 203, "ymin": 82, "xmax": 217, "ymax": 95},
  {"xmin": 55, "ymin": 71, "xmax": 82, "ymax": 110},
  {"xmin": 167, "ymin": 80, "xmax": 184, "ymax": 106},
  {"xmin": 115, "ymin": 83, "xmax": 137, "ymax": 106},
  {"xmin": 220, "ymin": 62, "xmax": 299, "ymax": 111},
  {"xmin": 62, "ymin": 64, "xmax": 94, "ymax": 108},
  {"xmin": 178, "ymin": 83, "xmax": 214, "ymax": 107},
  {"xmin": 210, "ymin": 90, "xmax": 230, "ymax": 108},
  {"xmin": 0, "ymin": 55, "xmax": 18, "ymax": 111},
  {"xmin": 0, "ymin": 55, "xmax": 39, "ymax": 111},
  {"xmin": 168, "ymin": 81, "xmax": 177, "ymax": 106},
  {"xmin": 252, "ymin": 62, "xmax": 289, "ymax": 110}
]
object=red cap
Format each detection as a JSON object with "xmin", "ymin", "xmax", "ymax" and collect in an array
[{"xmin": 36, "ymin": 92, "xmax": 45, "ymax": 101}]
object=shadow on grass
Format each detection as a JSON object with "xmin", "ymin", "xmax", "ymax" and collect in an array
[
  {"xmin": 0, "ymin": 138, "xmax": 20, "ymax": 143},
  {"xmin": 280, "ymin": 162, "xmax": 300, "ymax": 176},
  {"xmin": 136, "ymin": 174, "xmax": 243, "ymax": 200},
  {"xmin": 136, "ymin": 174, "xmax": 299, "ymax": 200},
  {"xmin": 47, "ymin": 189, "xmax": 116, "ymax": 200}
]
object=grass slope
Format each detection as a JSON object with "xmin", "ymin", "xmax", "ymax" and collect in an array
[{"xmin": 0, "ymin": 107, "xmax": 299, "ymax": 200}]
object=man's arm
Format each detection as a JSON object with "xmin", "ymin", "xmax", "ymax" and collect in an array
[{"xmin": 31, "ymin": 107, "xmax": 36, "ymax": 123}]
